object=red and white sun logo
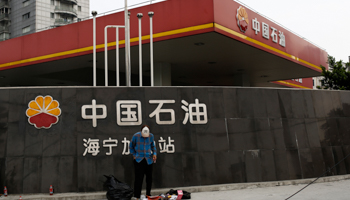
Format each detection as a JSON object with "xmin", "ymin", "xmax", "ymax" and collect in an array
[
  {"xmin": 26, "ymin": 95, "xmax": 61, "ymax": 129},
  {"xmin": 236, "ymin": 6, "xmax": 249, "ymax": 33}
]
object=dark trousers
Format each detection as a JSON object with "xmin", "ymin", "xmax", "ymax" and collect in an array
[{"xmin": 133, "ymin": 159, "xmax": 153, "ymax": 198}]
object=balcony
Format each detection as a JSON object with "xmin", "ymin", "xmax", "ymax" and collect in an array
[
  {"xmin": 0, "ymin": 33, "xmax": 10, "ymax": 41},
  {"xmin": 0, "ymin": 26, "xmax": 9, "ymax": 33},
  {"xmin": 0, "ymin": 13, "xmax": 9, "ymax": 21},
  {"xmin": 54, "ymin": 6, "xmax": 77, "ymax": 16},
  {"xmin": 54, "ymin": 18, "xmax": 74, "ymax": 26},
  {"xmin": 61, "ymin": 0, "xmax": 78, "ymax": 5},
  {"xmin": 0, "ymin": 1, "xmax": 9, "ymax": 8}
]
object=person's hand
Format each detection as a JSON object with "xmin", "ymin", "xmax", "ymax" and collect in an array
[{"xmin": 153, "ymin": 155, "xmax": 157, "ymax": 162}]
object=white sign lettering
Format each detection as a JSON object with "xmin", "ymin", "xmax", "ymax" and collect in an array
[
  {"xmin": 149, "ymin": 100, "xmax": 176, "ymax": 125},
  {"xmin": 82, "ymin": 99, "xmax": 208, "ymax": 127},
  {"xmin": 158, "ymin": 136, "xmax": 175, "ymax": 154},
  {"xmin": 249, "ymin": 16, "xmax": 286, "ymax": 47},
  {"xmin": 252, "ymin": 18, "xmax": 260, "ymax": 35},
  {"xmin": 82, "ymin": 136, "xmax": 175, "ymax": 156},
  {"xmin": 116, "ymin": 100, "xmax": 142, "ymax": 126},
  {"xmin": 81, "ymin": 99, "xmax": 107, "ymax": 127},
  {"xmin": 103, "ymin": 137, "xmax": 118, "ymax": 156},
  {"xmin": 83, "ymin": 138, "xmax": 100, "ymax": 156}
]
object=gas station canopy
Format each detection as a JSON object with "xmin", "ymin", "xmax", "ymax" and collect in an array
[{"xmin": 0, "ymin": 0, "xmax": 327, "ymax": 88}]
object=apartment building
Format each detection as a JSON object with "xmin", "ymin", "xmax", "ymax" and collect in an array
[{"xmin": 0, "ymin": 0, "xmax": 89, "ymax": 41}]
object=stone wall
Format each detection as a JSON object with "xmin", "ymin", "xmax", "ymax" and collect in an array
[{"xmin": 0, "ymin": 87, "xmax": 350, "ymax": 194}]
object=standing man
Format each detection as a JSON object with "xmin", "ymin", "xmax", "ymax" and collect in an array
[{"xmin": 129, "ymin": 125, "xmax": 157, "ymax": 199}]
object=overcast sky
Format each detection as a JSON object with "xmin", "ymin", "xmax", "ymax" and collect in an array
[{"xmin": 90, "ymin": 0, "xmax": 350, "ymax": 63}]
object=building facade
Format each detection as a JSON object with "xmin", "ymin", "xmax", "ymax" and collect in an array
[{"xmin": 0, "ymin": 0, "xmax": 89, "ymax": 41}]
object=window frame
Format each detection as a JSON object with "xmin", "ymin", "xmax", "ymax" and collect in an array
[
  {"xmin": 23, "ymin": 0, "xmax": 30, "ymax": 7},
  {"xmin": 22, "ymin": 12, "xmax": 30, "ymax": 20},
  {"xmin": 22, "ymin": 25, "xmax": 31, "ymax": 34}
]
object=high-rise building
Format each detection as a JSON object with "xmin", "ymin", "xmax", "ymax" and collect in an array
[{"xmin": 0, "ymin": 0, "xmax": 89, "ymax": 41}]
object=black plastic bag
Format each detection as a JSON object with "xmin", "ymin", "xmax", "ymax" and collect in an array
[
  {"xmin": 165, "ymin": 189, "xmax": 191, "ymax": 199},
  {"xmin": 103, "ymin": 175, "xmax": 134, "ymax": 200}
]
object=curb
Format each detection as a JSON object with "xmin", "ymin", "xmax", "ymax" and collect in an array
[{"xmin": 2, "ymin": 174, "xmax": 350, "ymax": 200}]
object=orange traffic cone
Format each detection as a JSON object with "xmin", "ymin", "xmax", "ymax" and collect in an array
[
  {"xmin": 4, "ymin": 186, "xmax": 7, "ymax": 197},
  {"xmin": 49, "ymin": 185, "xmax": 53, "ymax": 195},
  {"xmin": 19, "ymin": 196, "xmax": 22, "ymax": 200}
]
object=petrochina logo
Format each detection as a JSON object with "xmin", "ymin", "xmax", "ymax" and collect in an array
[
  {"xmin": 26, "ymin": 95, "xmax": 61, "ymax": 129},
  {"xmin": 236, "ymin": 6, "xmax": 249, "ymax": 33}
]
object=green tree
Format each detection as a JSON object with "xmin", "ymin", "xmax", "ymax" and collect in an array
[{"xmin": 318, "ymin": 55, "xmax": 350, "ymax": 90}]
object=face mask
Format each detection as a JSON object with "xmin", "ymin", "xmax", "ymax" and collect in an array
[{"xmin": 141, "ymin": 127, "xmax": 150, "ymax": 137}]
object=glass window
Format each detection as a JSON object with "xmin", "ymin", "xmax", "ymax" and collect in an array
[
  {"xmin": 78, "ymin": 6, "xmax": 81, "ymax": 11},
  {"xmin": 22, "ymin": 26, "xmax": 31, "ymax": 33},
  {"xmin": 23, "ymin": 0, "xmax": 30, "ymax": 7},
  {"xmin": 51, "ymin": 0, "xmax": 54, "ymax": 5},
  {"xmin": 22, "ymin": 12, "xmax": 30, "ymax": 20},
  {"xmin": 51, "ymin": 13, "xmax": 54, "ymax": 19}
]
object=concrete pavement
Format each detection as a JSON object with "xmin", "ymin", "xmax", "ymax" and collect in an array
[{"xmin": 1, "ymin": 175, "xmax": 350, "ymax": 200}]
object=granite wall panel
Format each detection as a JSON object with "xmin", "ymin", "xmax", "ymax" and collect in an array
[
  {"xmin": 41, "ymin": 157, "xmax": 60, "ymax": 193},
  {"xmin": 322, "ymin": 147, "xmax": 337, "ymax": 176},
  {"xmin": 337, "ymin": 118, "xmax": 350, "ymax": 145},
  {"xmin": 5, "ymin": 157, "xmax": 24, "ymax": 194},
  {"xmin": 277, "ymin": 90, "xmax": 293, "ymax": 119},
  {"xmin": 207, "ymin": 88, "xmax": 225, "ymax": 119},
  {"xmin": 77, "ymin": 156, "xmax": 98, "ymax": 192},
  {"xmin": 59, "ymin": 156, "xmax": 77, "ymax": 192},
  {"xmin": 236, "ymin": 88, "xmax": 255, "ymax": 118},
  {"xmin": 291, "ymin": 90, "xmax": 306, "ymax": 119},
  {"xmin": 330, "ymin": 92, "xmax": 343, "ymax": 117},
  {"xmin": 332, "ymin": 146, "xmax": 347, "ymax": 175},
  {"xmin": 198, "ymin": 152, "xmax": 216, "ymax": 186},
  {"xmin": 229, "ymin": 151, "xmax": 246, "ymax": 183},
  {"xmin": 312, "ymin": 91, "xmax": 326, "ymax": 118},
  {"xmin": 310, "ymin": 147, "xmax": 326, "ymax": 177},
  {"xmin": 264, "ymin": 89, "xmax": 281, "ymax": 118},
  {"xmin": 269, "ymin": 118, "xmax": 286, "ymax": 150},
  {"xmin": 0, "ymin": 87, "xmax": 350, "ymax": 194},
  {"xmin": 260, "ymin": 150, "xmax": 277, "ymax": 181},
  {"xmin": 298, "ymin": 148, "xmax": 315, "ymax": 178},
  {"xmin": 244, "ymin": 150, "xmax": 262, "ymax": 182},
  {"xmin": 0, "ymin": 158, "xmax": 5, "ymax": 192},
  {"xmin": 281, "ymin": 119, "xmax": 297, "ymax": 149},
  {"xmin": 286, "ymin": 149, "xmax": 302, "ymax": 180},
  {"xmin": 182, "ymin": 153, "xmax": 201, "ymax": 187},
  {"xmin": 273, "ymin": 149, "xmax": 289, "ymax": 181},
  {"xmin": 342, "ymin": 145, "xmax": 350, "ymax": 174},
  {"xmin": 23, "ymin": 157, "xmax": 41, "ymax": 193},
  {"xmin": 305, "ymin": 119, "xmax": 321, "ymax": 148},
  {"xmin": 223, "ymin": 88, "xmax": 239, "ymax": 118},
  {"xmin": 340, "ymin": 92, "xmax": 350, "ymax": 117},
  {"xmin": 251, "ymin": 89, "xmax": 268, "ymax": 118},
  {"xmin": 0, "ymin": 90, "xmax": 9, "ymax": 158},
  {"xmin": 302, "ymin": 90, "xmax": 316, "ymax": 118},
  {"xmin": 214, "ymin": 151, "xmax": 235, "ymax": 184},
  {"xmin": 0, "ymin": 128, "xmax": 7, "ymax": 159}
]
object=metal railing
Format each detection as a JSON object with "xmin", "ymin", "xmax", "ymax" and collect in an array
[
  {"xmin": 61, "ymin": 0, "xmax": 77, "ymax": 4},
  {"xmin": 0, "ymin": 1, "xmax": 9, "ymax": 8},
  {"xmin": 0, "ymin": 26, "xmax": 9, "ymax": 32},
  {"xmin": 0, "ymin": 34, "xmax": 10, "ymax": 41},
  {"xmin": 54, "ymin": 18, "xmax": 75, "ymax": 25},
  {"xmin": 0, "ymin": 13, "xmax": 9, "ymax": 21},
  {"xmin": 54, "ymin": 6, "xmax": 77, "ymax": 16}
]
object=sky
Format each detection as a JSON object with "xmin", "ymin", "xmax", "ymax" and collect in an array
[{"xmin": 90, "ymin": 0, "xmax": 350, "ymax": 63}]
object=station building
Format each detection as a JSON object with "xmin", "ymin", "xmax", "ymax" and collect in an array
[
  {"xmin": 0, "ymin": 0, "xmax": 327, "ymax": 88},
  {"xmin": 2, "ymin": 0, "xmax": 349, "ymax": 196}
]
